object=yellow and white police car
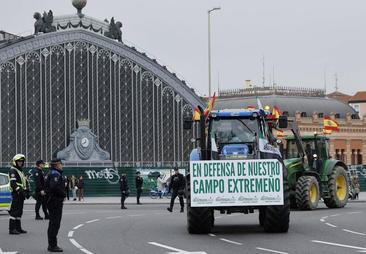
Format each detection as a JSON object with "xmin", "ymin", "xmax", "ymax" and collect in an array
[{"xmin": 0, "ymin": 172, "xmax": 11, "ymax": 211}]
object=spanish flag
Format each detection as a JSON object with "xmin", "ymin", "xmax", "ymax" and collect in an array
[
  {"xmin": 272, "ymin": 105, "xmax": 280, "ymax": 119},
  {"xmin": 323, "ymin": 115, "xmax": 339, "ymax": 131},
  {"xmin": 192, "ymin": 107, "xmax": 201, "ymax": 121},
  {"xmin": 204, "ymin": 92, "xmax": 217, "ymax": 118},
  {"xmin": 323, "ymin": 128, "xmax": 332, "ymax": 135},
  {"xmin": 276, "ymin": 129, "xmax": 285, "ymax": 138}
]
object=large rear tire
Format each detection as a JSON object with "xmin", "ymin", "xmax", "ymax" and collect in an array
[
  {"xmin": 186, "ymin": 177, "xmax": 213, "ymax": 234},
  {"xmin": 295, "ymin": 176, "xmax": 320, "ymax": 210},
  {"xmin": 263, "ymin": 177, "xmax": 290, "ymax": 233},
  {"xmin": 324, "ymin": 166, "xmax": 349, "ymax": 208}
]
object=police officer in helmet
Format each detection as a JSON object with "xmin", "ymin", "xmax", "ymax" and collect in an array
[
  {"xmin": 45, "ymin": 159, "xmax": 66, "ymax": 252},
  {"xmin": 8, "ymin": 153, "xmax": 28, "ymax": 234}
]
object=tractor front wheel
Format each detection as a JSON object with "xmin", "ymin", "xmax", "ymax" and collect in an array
[
  {"xmin": 296, "ymin": 176, "xmax": 320, "ymax": 210},
  {"xmin": 186, "ymin": 177, "xmax": 213, "ymax": 234},
  {"xmin": 324, "ymin": 166, "xmax": 349, "ymax": 208}
]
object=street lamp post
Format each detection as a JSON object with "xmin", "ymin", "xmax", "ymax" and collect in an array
[{"xmin": 208, "ymin": 7, "xmax": 221, "ymax": 98}]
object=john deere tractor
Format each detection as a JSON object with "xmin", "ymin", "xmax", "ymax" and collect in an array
[
  {"xmin": 183, "ymin": 107, "xmax": 290, "ymax": 234},
  {"xmin": 277, "ymin": 116, "xmax": 349, "ymax": 210}
]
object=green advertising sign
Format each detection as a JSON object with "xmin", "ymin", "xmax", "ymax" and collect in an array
[{"xmin": 190, "ymin": 159, "xmax": 284, "ymax": 207}]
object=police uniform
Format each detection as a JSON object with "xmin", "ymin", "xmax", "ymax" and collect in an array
[
  {"xmin": 8, "ymin": 154, "xmax": 28, "ymax": 235},
  {"xmin": 33, "ymin": 160, "xmax": 49, "ymax": 220},
  {"xmin": 167, "ymin": 169, "xmax": 186, "ymax": 213},
  {"xmin": 45, "ymin": 159, "xmax": 65, "ymax": 252},
  {"xmin": 135, "ymin": 172, "xmax": 143, "ymax": 204}
]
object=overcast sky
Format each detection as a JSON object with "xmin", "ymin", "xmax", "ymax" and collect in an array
[{"xmin": 1, "ymin": 0, "xmax": 366, "ymax": 96}]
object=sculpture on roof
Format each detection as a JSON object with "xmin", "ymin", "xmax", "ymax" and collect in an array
[
  {"xmin": 104, "ymin": 17, "xmax": 123, "ymax": 42},
  {"xmin": 33, "ymin": 10, "xmax": 56, "ymax": 35}
]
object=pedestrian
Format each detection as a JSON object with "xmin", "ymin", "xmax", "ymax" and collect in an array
[
  {"xmin": 167, "ymin": 167, "xmax": 186, "ymax": 213},
  {"xmin": 64, "ymin": 176, "xmax": 70, "ymax": 201},
  {"xmin": 33, "ymin": 159, "xmax": 49, "ymax": 220},
  {"xmin": 70, "ymin": 175, "xmax": 77, "ymax": 201},
  {"xmin": 157, "ymin": 173, "xmax": 165, "ymax": 198},
  {"xmin": 352, "ymin": 175, "xmax": 360, "ymax": 200},
  {"xmin": 77, "ymin": 175, "xmax": 84, "ymax": 201},
  {"xmin": 119, "ymin": 174, "xmax": 129, "ymax": 209},
  {"xmin": 8, "ymin": 154, "xmax": 29, "ymax": 234},
  {"xmin": 135, "ymin": 171, "xmax": 143, "ymax": 204},
  {"xmin": 45, "ymin": 159, "xmax": 66, "ymax": 252}
]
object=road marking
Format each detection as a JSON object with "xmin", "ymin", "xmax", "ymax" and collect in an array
[
  {"xmin": 325, "ymin": 223, "xmax": 337, "ymax": 228},
  {"xmin": 86, "ymin": 219, "xmax": 100, "ymax": 224},
  {"xmin": 342, "ymin": 229, "xmax": 366, "ymax": 236},
  {"xmin": 80, "ymin": 248, "xmax": 94, "ymax": 254},
  {"xmin": 73, "ymin": 224, "xmax": 84, "ymax": 230},
  {"xmin": 68, "ymin": 231, "xmax": 74, "ymax": 237},
  {"xmin": 106, "ymin": 216, "xmax": 122, "ymax": 219},
  {"xmin": 256, "ymin": 247, "xmax": 289, "ymax": 254},
  {"xmin": 0, "ymin": 248, "xmax": 18, "ymax": 254},
  {"xmin": 320, "ymin": 219, "xmax": 325, "ymax": 222},
  {"xmin": 70, "ymin": 238, "xmax": 83, "ymax": 249},
  {"xmin": 312, "ymin": 240, "xmax": 366, "ymax": 251},
  {"xmin": 347, "ymin": 212, "xmax": 361, "ymax": 215},
  {"xmin": 208, "ymin": 233, "xmax": 216, "ymax": 237},
  {"xmin": 219, "ymin": 238, "xmax": 243, "ymax": 245},
  {"xmin": 321, "ymin": 216, "xmax": 328, "ymax": 219},
  {"xmin": 148, "ymin": 242, "xmax": 207, "ymax": 253},
  {"xmin": 329, "ymin": 214, "xmax": 340, "ymax": 217}
]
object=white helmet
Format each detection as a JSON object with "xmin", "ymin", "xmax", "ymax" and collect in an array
[{"xmin": 12, "ymin": 154, "xmax": 26, "ymax": 166}]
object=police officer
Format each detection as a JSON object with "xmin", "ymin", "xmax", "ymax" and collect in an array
[
  {"xmin": 8, "ymin": 154, "xmax": 28, "ymax": 234},
  {"xmin": 119, "ymin": 174, "xmax": 129, "ymax": 209},
  {"xmin": 33, "ymin": 159, "xmax": 49, "ymax": 220},
  {"xmin": 45, "ymin": 159, "xmax": 65, "ymax": 252},
  {"xmin": 135, "ymin": 171, "xmax": 143, "ymax": 204},
  {"xmin": 167, "ymin": 167, "xmax": 186, "ymax": 213}
]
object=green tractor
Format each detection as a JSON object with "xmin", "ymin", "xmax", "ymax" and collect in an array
[{"xmin": 278, "ymin": 116, "xmax": 349, "ymax": 210}]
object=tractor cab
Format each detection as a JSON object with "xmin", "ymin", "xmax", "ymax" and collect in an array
[{"xmin": 285, "ymin": 134, "xmax": 329, "ymax": 172}]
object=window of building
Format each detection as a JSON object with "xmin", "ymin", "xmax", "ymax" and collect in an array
[
  {"xmin": 357, "ymin": 149, "xmax": 362, "ymax": 165},
  {"xmin": 335, "ymin": 113, "xmax": 340, "ymax": 119},
  {"xmin": 318, "ymin": 113, "xmax": 323, "ymax": 118},
  {"xmin": 283, "ymin": 111, "xmax": 289, "ymax": 116},
  {"xmin": 301, "ymin": 112, "xmax": 307, "ymax": 117},
  {"xmin": 351, "ymin": 104, "xmax": 360, "ymax": 113}
]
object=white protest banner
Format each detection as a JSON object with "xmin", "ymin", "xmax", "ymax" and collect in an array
[{"xmin": 190, "ymin": 159, "xmax": 284, "ymax": 207}]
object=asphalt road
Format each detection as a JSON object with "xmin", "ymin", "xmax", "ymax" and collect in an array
[{"xmin": 0, "ymin": 201, "xmax": 365, "ymax": 254}]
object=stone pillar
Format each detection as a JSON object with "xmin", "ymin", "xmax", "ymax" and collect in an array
[
  {"xmin": 295, "ymin": 111, "xmax": 301, "ymax": 123},
  {"xmin": 346, "ymin": 139, "xmax": 351, "ymax": 165},
  {"xmin": 363, "ymin": 140, "xmax": 366, "ymax": 165},
  {"xmin": 329, "ymin": 139, "xmax": 335, "ymax": 159},
  {"xmin": 346, "ymin": 112, "xmax": 352, "ymax": 125}
]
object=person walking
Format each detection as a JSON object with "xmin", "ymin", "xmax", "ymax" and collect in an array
[
  {"xmin": 70, "ymin": 175, "xmax": 77, "ymax": 201},
  {"xmin": 33, "ymin": 159, "xmax": 49, "ymax": 220},
  {"xmin": 119, "ymin": 174, "xmax": 129, "ymax": 209},
  {"xmin": 167, "ymin": 167, "xmax": 186, "ymax": 213},
  {"xmin": 64, "ymin": 176, "xmax": 70, "ymax": 201},
  {"xmin": 8, "ymin": 154, "xmax": 29, "ymax": 234},
  {"xmin": 157, "ymin": 173, "xmax": 165, "ymax": 198},
  {"xmin": 77, "ymin": 176, "xmax": 84, "ymax": 201},
  {"xmin": 352, "ymin": 175, "xmax": 360, "ymax": 200},
  {"xmin": 45, "ymin": 159, "xmax": 66, "ymax": 252},
  {"xmin": 135, "ymin": 171, "xmax": 143, "ymax": 204}
]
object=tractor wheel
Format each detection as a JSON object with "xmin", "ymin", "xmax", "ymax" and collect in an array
[
  {"xmin": 324, "ymin": 166, "xmax": 349, "ymax": 208},
  {"xmin": 262, "ymin": 177, "xmax": 290, "ymax": 233},
  {"xmin": 259, "ymin": 208, "xmax": 266, "ymax": 227},
  {"xmin": 295, "ymin": 176, "xmax": 319, "ymax": 210},
  {"xmin": 290, "ymin": 195, "xmax": 297, "ymax": 209},
  {"xmin": 186, "ymin": 178, "xmax": 213, "ymax": 234}
]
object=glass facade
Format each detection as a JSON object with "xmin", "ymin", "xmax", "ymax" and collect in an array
[{"xmin": 0, "ymin": 37, "xmax": 198, "ymax": 166}]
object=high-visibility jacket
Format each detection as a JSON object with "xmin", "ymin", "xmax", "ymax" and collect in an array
[{"xmin": 9, "ymin": 166, "xmax": 27, "ymax": 193}]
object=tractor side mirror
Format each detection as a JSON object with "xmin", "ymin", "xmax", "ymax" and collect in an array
[
  {"xmin": 278, "ymin": 115, "xmax": 288, "ymax": 129},
  {"xmin": 183, "ymin": 117, "xmax": 193, "ymax": 130}
]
